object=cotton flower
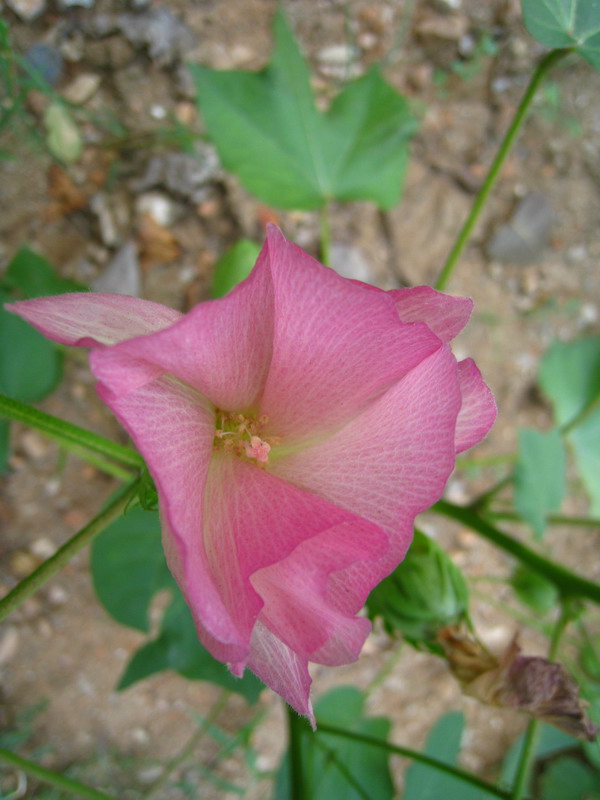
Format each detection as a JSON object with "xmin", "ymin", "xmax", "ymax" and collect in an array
[{"xmin": 7, "ymin": 226, "xmax": 495, "ymax": 724}]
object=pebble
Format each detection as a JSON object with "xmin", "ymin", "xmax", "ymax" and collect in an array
[
  {"xmin": 330, "ymin": 243, "xmax": 373, "ymax": 283},
  {"xmin": 30, "ymin": 537, "xmax": 57, "ymax": 559},
  {"xmin": 317, "ymin": 44, "xmax": 362, "ymax": 79},
  {"xmin": 131, "ymin": 727, "xmax": 150, "ymax": 745},
  {"xmin": 487, "ymin": 193, "xmax": 557, "ymax": 265},
  {"xmin": 24, "ymin": 43, "xmax": 63, "ymax": 86},
  {"xmin": 136, "ymin": 192, "xmax": 179, "ymax": 227},
  {"xmin": 20, "ymin": 430, "xmax": 50, "ymax": 460},
  {"xmin": 0, "ymin": 626, "xmax": 19, "ymax": 665},
  {"xmin": 48, "ymin": 584, "xmax": 69, "ymax": 606},
  {"xmin": 92, "ymin": 241, "xmax": 141, "ymax": 297},
  {"xmin": 6, "ymin": 0, "xmax": 45, "ymax": 20},
  {"xmin": 10, "ymin": 550, "xmax": 40, "ymax": 578},
  {"xmin": 62, "ymin": 73, "xmax": 101, "ymax": 105}
]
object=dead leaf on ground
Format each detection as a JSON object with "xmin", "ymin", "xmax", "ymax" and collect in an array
[{"xmin": 137, "ymin": 213, "xmax": 181, "ymax": 268}]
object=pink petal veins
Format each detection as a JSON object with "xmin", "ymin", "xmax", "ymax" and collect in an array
[
  {"xmin": 455, "ymin": 358, "xmax": 497, "ymax": 454},
  {"xmin": 6, "ymin": 293, "xmax": 182, "ymax": 347}
]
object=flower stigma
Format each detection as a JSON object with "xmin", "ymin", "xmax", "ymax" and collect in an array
[{"xmin": 213, "ymin": 411, "xmax": 280, "ymax": 465}]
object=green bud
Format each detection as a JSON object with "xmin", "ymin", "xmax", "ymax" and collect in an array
[{"xmin": 366, "ymin": 528, "xmax": 469, "ymax": 652}]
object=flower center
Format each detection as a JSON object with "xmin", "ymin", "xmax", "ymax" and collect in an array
[{"xmin": 213, "ymin": 410, "xmax": 280, "ymax": 464}]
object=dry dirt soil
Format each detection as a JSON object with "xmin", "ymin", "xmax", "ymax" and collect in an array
[{"xmin": 1, "ymin": 0, "xmax": 599, "ymax": 798}]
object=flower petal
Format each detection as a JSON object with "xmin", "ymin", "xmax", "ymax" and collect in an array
[
  {"xmin": 251, "ymin": 518, "xmax": 387, "ymax": 666},
  {"xmin": 386, "ymin": 286, "xmax": 473, "ymax": 342},
  {"xmin": 258, "ymin": 226, "xmax": 442, "ymax": 440},
  {"xmin": 244, "ymin": 620, "xmax": 315, "ymax": 726},
  {"xmin": 90, "ymin": 247, "xmax": 274, "ymax": 411},
  {"xmin": 455, "ymin": 358, "xmax": 497, "ymax": 453},
  {"xmin": 197, "ymin": 454, "xmax": 388, "ymax": 661},
  {"xmin": 6, "ymin": 293, "xmax": 182, "ymax": 347},
  {"xmin": 272, "ymin": 345, "xmax": 462, "ymax": 592}
]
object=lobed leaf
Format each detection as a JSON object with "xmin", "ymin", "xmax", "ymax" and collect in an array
[
  {"xmin": 190, "ymin": 11, "xmax": 416, "ymax": 210},
  {"xmin": 522, "ymin": 0, "xmax": 600, "ymax": 72},
  {"xmin": 514, "ymin": 427, "xmax": 566, "ymax": 538}
]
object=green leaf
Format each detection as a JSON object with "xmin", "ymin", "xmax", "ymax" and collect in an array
[
  {"xmin": 275, "ymin": 686, "xmax": 393, "ymax": 800},
  {"xmin": 540, "ymin": 757, "xmax": 600, "ymax": 800},
  {"xmin": 118, "ymin": 592, "xmax": 263, "ymax": 704},
  {"xmin": 5, "ymin": 247, "xmax": 86, "ymax": 298},
  {"xmin": 90, "ymin": 506, "xmax": 173, "ymax": 633},
  {"xmin": 511, "ymin": 564, "xmax": 559, "ymax": 613},
  {"xmin": 403, "ymin": 712, "xmax": 497, "ymax": 800},
  {"xmin": 190, "ymin": 11, "xmax": 416, "ymax": 211},
  {"xmin": 539, "ymin": 337, "xmax": 600, "ymax": 515},
  {"xmin": 514, "ymin": 428, "xmax": 566, "ymax": 538},
  {"xmin": 0, "ymin": 288, "xmax": 62, "ymax": 403},
  {"xmin": 522, "ymin": 0, "xmax": 600, "ymax": 72},
  {"xmin": 366, "ymin": 528, "xmax": 469, "ymax": 652},
  {"xmin": 44, "ymin": 102, "xmax": 83, "ymax": 164},
  {"xmin": 500, "ymin": 723, "xmax": 579, "ymax": 787},
  {"xmin": 91, "ymin": 506, "xmax": 262, "ymax": 703},
  {"xmin": 211, "ymin": 239, "xmax": 261, "ymax": 299}
]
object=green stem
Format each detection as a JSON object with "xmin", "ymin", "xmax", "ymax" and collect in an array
[
  {"xmin": 488, "ymin": 510, "xmax": 600, "ymax": 528},
  {"xmin": 0, "ymin": 480, "xmax": 140, "ymax": 623},
  {"xmin": 145, "ymin": 691, "xmax": 230, "ymax": 797},
  {"xmin": 315, "ymin": 724, "xmax": 513, "ymax": 799},
  {"xmin": 320, "ymin": 201, "xmax": 332, "ymax": 268},
  {"xmin": 509, "ymin": 604, "xmax": 571, "ymax": 800},
  {"xmin": 561, "ymin": 394, "xmax": 600, "ymax": 436},
  {"xmin": 287, "ymin": 704, "xmax": 309, "ymax": 800},
  {"xmin": 470, "ymin": 473, "xmax": 514, "ymax": 512},
  {"xmin": 434, "ymin": 48, "xmax": 572, "ymax": 291},
  {"xmin": 0, "ymin": 394, "xmax": 143, "ymax": 469},
  {"xmin": 432, "ymin": 500, "xmax": 600, "ymax": 604},
  {"xmin": 0, "ymin": 749, "xmax": 118, "ymax": 800}
]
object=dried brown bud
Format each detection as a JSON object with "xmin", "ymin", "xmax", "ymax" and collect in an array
[{"xmin": 439, "ymin": 627, "xmax": 599, "ymax": 742}]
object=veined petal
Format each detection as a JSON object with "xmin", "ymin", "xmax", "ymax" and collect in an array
[
  {"xmin": 271, "ymin": 345, "xmax": 462, "ymax": 585},
  {"xmin": 455, "ymin": 358, "xmax": 497, "ymax": 453},
  {"xmin": 95, "ymin": 373, "xmax": 248, "ymax": 661},
  {"xmin": 6, "ymin": 293, "xmax": 182, "ymax": 347},
  {"xmin": 251, "ymin": 518, "xmax": 386, "ymax": 666},
  {"xmin": 386, "ymin": 286, "xmax": 473, "ymax": 342},
  {"xmin": 197, "ymin": 454, "xmax": 388, "ymax": 662},
  {"xmin": 244, "ymin": 620, "xmax": 315, "ymax": 726},
  {"xmin": 91, "ymin": 247, "xmax": 274, "ymax": 411},
  {"xmin": 259, "ymin": 226, "xmax": 442, "ymax": 440}
]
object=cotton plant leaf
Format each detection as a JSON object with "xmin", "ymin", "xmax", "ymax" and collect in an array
[
  {"xmin": 514, "ymin": 427, "xmax": 566, "ymax": 538},
  {"xmin": 539, "ymin": 337, "xmax": 600, "ymax": 515},
  {"xmin": 211, "ymin": 239, "xmax": 261, "ymax": 298},
  {"xmin": 275, "ymin": 686, "xmax": 394, "ymax": 800},
  {"xmin": 190, "ymin": 11, "xmax": 416, "ymax": 210},
  {"xmin": 403, "ymin": 712, "xmax": 497, "ymax": 800},
  {"xmin": 5, "ymin": 246, "xmax": 86, "ymax": 297},
  {"xmin": 91, "ymin": 505, "xmax": 262, "ymax": 702},
  {"xmin": 522, "ymin": 0, "xmax": 600, "ymax": 72},
  {"xmin": 117, "ymin": 592, "xmax": 263, "ymax": 703}
]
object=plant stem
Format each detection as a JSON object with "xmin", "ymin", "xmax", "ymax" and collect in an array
[
  {"xmin": 0, "ymin": 480, "xmax": 140, "ymax": 623},
  {"xmin": 320, "ymin": 200, "xmax": 332, "ymax": 268},
  {"xmin": 434, "ymin": 47, "xmax": 572, "ymax": 291},
  {"xmin": 509, "ymin": 604, "xmax": 572, "ymax": 800},
  {"xmin": 287, "ymin": 704, "xmax": 309, "ymax": 800},
  {"xmin": 0, "ymin": 749, "xmax": 118, "ymax": 800},
  {"xmin": 433, "ymin": 499, "xmax": 600, "ymax": 604},
  {"xmin": 0, "ymin": 394, "xmax": 143, "ymax": 469},
  {"xmin": 488, "ymin": 510, "xmax": 600, "ymax": 528},
  {"xmin": 315, "ymin": 724, "xmax": 513, "ymax": 799}
]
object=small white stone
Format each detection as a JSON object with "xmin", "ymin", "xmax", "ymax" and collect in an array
[
  {"xmin": 0, "ymin": 626, "xmax": 19, "ymax": 665},
  {"xmin": 150, "ymin": 104, "xmax": 167, "ymax": 120},
  {"xmin": 48, "ymin": 585, "xmax": 69, "ymax": 606},
  {"xmin": 30, "ymin": 537, "xmax": 57, "ymax": 559},
  {"xmin": 6, "ymin": 0, "xmax": 45, "ymax": 20},
  {"xmin": 136, "ymin": 191, "xmax": 178, "ymax": 227},
  {"xmin": 63, "ymin": 73, "xmax": 101, "ymax": 105}
]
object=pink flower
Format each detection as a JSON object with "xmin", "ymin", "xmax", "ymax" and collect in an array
[{"xmin": 7, "ymin": 227, "xmax": 495, "ymax": 723}]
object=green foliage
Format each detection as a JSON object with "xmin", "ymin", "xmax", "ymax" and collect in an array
[
  {"xmin": 510, "ymin": 564, "xmax": 559, "ymax": 613},
  {"xmin": 366, "ymin": 528, "xmax": 469, "ymax": 652},
  {"xmin": 403, "ymin": 712, "xmax": 497, "ymax": 800},
  {"xmin": 275, "ymin": 686, "xmax": 393, "ymax": 800},
  {"xmin": 539, "ymin": 337, "xmax": 600, "ymax": 515},
  {"xmin": 211, "ymin": 239, "xmax": 261, "ymax": 299},
  {"xmin": 91, "ymin": 505, "xmax": 262, "ymax": 702},
  {"xmin": 540, "ymin": 756, "xmax": 600, "ymax": 800},
  {"xmin": 190, "ymin": 11, "xmax": 416, "ymax": 211},
  {"xmin": 522, "ymin": 0, "xmax": 600, "ymax": 72},
  {"xmin": 0, "ymin": 248, "xmax": 86, "ymax": 472},
  {"xmin": 514, "ymin": 428, "xmax": 566, "ymax": 538}
]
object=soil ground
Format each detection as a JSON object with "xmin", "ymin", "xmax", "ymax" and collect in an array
[{"xmin": 1, "ymin": 0, "xmax": 599, "ymax": 798}]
